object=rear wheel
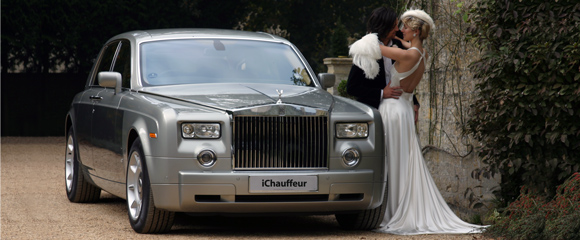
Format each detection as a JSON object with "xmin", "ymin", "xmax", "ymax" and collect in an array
[
  {"xmin": 126, "ymin": 139, "xmax": 174, "ymax": 233},
  {"xmin": 335, "ymin": 185, "xmax": 388, "ymax": 230},
  {"xmin": 65, "ymin": 126, "xmax": 101, "ymax": 203}
]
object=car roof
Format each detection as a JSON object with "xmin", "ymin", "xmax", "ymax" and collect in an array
[{"xmin": 108, "ymin": 28, "xmax": 289, "ymax": 44}]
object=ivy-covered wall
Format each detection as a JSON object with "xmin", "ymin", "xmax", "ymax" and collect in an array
[{"xmin": 466, "ymin": 0, "xmax": 580, "ymax": 203}]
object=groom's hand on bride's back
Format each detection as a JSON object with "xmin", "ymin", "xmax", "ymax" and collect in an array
[
  {"xmin": 414, "ymin": 104, "xmax": 420, "ymax": 124},
  {"xmin": 383, "ymin": 86, "xmax": 403, "ymax": 99}
]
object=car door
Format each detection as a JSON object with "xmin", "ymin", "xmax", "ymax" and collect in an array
[
  {"xmin": 91, "ymin": 40, "xmax": 131, "ymax": 185},
  {"xmin": 75, "ymin": 41, "xmax": 120, "ymax": 175},
  {"xmin": 74, "ymin": 88, "xmax": 102, "ymax": 174}
]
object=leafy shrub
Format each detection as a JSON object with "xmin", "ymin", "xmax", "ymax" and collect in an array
[
  {"xmin": 543, "ymin": 172, "xmax": 580, "ymax": 239},
  {"xmin": 466, "ymin": 0, "xmax": 580, "ymax": 203},
  {"xmin": 485, "ymin": 172, "xmax": 580, "ymax": 239},
  {"xmin": 338, "ymin": 79, "xmax": 355, "ymax": 99}
]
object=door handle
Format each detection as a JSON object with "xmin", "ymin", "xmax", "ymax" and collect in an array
[{"xmin": 90, "ymin": 96, "xmax": 103, "ymax": 100}]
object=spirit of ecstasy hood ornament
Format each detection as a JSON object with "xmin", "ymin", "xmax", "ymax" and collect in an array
[{"xmin": 276, "ymin": 89, "xmax": 283, "ymax": 104}]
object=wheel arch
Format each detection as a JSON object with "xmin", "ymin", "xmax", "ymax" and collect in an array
[
  {"xmin": 123, "ymin": 128, "xmax": 144, "ymax": 200},
  {"xmin": 65, "ymin": 112, "xmax": 74, "ymax": 139},
  {"xmin": 122, "ymin": 108, "xmax": 160, "ymax": 157},
  {"xmin": 127, "ymin": 129, "xmax": 140, "ymax": 158},
  {"xmin": 123, "ymin": 115, "xmax": 159, "ymax": 192}
]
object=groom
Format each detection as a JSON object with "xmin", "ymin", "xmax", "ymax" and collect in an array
[{"xmin": 346, "ymin": 6, "xmax": 420, "ymax": 121}]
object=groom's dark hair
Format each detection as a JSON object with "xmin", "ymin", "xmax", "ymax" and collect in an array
[{"xmin": 367, "ymin": 6, "xmax": 398, "ymax": 42}]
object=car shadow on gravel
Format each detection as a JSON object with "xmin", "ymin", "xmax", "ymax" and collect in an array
[
  {"xmin": 97, "ymin": 192, "xmax": 356, "ymax": 237},
  {"xmin": 169, "ymin": 213, "xmax": 356, "ymax": 237}
]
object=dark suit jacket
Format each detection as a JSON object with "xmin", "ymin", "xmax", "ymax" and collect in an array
[
  {"xmin": 346, "ymin": 37, "xmax": 419, "ymax": 109},
  {"xmin": 346, "ymin": 58, "xmax": 387, "ymax": 109}
]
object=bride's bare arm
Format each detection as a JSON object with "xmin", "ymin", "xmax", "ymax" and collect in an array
[{"xmin": 380, "ymin": 44, "xmax": 409, "ymax": 62}]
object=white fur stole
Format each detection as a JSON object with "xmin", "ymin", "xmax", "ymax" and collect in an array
[{"xmin": 349, "ymin": 33, "xmax": 381, "ymax": 79}]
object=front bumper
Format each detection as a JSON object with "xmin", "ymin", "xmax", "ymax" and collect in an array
[{"xmin": 151, "ymin": 170, "xmax": 385, "ymax": 214}]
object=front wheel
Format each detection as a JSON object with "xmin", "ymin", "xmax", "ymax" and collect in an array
[
  {"xmin": 65, "ymin": 126, "xmax": 101, "ymax": 203},
  {"xmin": 126, "ymin": 139, "xmax": 174, "ymax": 233},
  {"xmin": 335, "ymin": 185, "xmax": 388, "ymax": 230}
]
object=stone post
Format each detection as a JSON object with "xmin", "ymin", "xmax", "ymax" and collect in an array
[{"xmin": 323, "ymin": 57, "xmax": 352, "ymax": 95}]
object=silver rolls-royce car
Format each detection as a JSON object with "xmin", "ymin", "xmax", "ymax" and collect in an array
[{"xmin": 65, "ymin": 29, "xmax": 386, "ymax": 233}]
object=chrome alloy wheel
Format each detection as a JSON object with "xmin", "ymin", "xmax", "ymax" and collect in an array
[
  {"xmin": 127, "ymin": 151, "xmax": 144, "ymax": 220},
  {"xmin": 65, "ymin": 134, "xmax": 75, "ymax": 192}
]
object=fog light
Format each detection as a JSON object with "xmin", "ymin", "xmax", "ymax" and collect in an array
[
  {"xmin": 342, "ymin": 148, "xmax": 360, "ymax": 167},
  {"xmin": 197, "ymin": 150, "xmax": 217, "ymax": 167}
]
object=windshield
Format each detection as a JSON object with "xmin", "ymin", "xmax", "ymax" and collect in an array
[{"xmin": 140, "ymin": 39, "xmax": 314, "ymax": 87}]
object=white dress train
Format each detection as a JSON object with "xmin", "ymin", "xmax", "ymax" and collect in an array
[{"xmin": 376, "ymin": 47, "xmax": 484, "ymax": 235}]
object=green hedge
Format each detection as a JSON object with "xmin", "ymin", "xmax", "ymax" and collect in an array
[{"xmin": 466, "ymin": 0, "xmax": 580, "ymax": 203}]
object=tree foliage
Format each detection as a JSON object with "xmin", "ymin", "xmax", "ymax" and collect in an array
[
  {"xmin": 234, "ymin": 0, "xmax": 402, "ymax": 72},
  {"xmin": 1, "ymin": 0, "xmax": 240, "ymax": 74},
  {"xmin": 466, "ymin": 0, "xmax": 580, "ymax": 203},
  {"xmin": 1, "ymin": 0, "xmax": 402, "ymax": 75}
]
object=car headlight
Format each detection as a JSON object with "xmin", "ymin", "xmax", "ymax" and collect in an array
[
  {"xmin": 336, "ymin": 123, "xmax": 368, "ymax": 138},
  {"xmin": 181, "ymin": 123, "xmax": 221, "ymax": 139}
]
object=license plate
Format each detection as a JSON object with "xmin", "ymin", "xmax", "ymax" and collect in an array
[{"xmin": 249, "ymin": 175, "xmax": 318, "ymax": 193}]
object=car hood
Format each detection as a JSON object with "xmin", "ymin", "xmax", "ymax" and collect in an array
[{"xmin": 140, "ymin": 83, "xmax": 335, "ymax": 111}]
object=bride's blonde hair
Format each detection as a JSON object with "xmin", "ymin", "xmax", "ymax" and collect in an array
[{"xmin": 400, "ymin": 9, "xmax": 435, "ymax": 41}]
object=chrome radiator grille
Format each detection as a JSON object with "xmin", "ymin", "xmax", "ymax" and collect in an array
[{"xmin": 233, "ymin": 116, "xmax": 328, "ymax": 169}]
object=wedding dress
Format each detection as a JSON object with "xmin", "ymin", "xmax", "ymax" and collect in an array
[{"xmin": 376, "ymin": 47, "xmax": 483, "ymax": 235}]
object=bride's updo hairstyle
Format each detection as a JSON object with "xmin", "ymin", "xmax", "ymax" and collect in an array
[{"xmin": 400, "ymin": 9, "xmax": 435, "ymax": 41}]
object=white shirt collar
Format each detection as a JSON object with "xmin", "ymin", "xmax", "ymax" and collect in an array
[{"xmin": 380, "ymin": 40, "xmax": 393, "ymax": 85}]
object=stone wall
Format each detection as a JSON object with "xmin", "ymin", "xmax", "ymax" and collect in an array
[{"xmin": 422, "ymin": 146, "xmax": 499, "ymax": 220}]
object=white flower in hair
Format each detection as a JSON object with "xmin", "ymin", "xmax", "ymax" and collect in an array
[{"xmin": 348, "ymin": 33, "xmax": 381, "ymax": 79}]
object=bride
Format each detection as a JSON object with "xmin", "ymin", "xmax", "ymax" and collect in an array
[{"xmin": 350, "ymin": 9, "xmax": 485, "ymax": 235}]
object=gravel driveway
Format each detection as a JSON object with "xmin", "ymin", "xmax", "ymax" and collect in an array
[{"xmin": 1, "ymin": 137, "xmax": 483, "ymax": 239}]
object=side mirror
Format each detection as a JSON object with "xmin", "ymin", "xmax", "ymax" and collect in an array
[
  {"xmin": 98, "ymin": 71, "xmax": 122, "ymax": 94},
  {"xmin": 318, "ymin": 73, "xmax": 336, "ymax": 89}
]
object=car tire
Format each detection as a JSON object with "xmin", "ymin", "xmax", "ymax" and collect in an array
[
  {"xmin": 65, "ymin": 126, "xmax": 101, "ymax": 203},
  {"xmin": 126, "ymin": 138, "xmax": 175, "ymax": 233},
  {"xmin": 335, "ymin": 184, "xmax": 388, "ymax": 230}
]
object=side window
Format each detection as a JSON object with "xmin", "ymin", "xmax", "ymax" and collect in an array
[
  {"xmin": 91, "ymin": 41, "xmax": 120, "ymax": 86},
  {"xmin": 112, "ymin": 40, "xmax": 131, "ymax": 88}
]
